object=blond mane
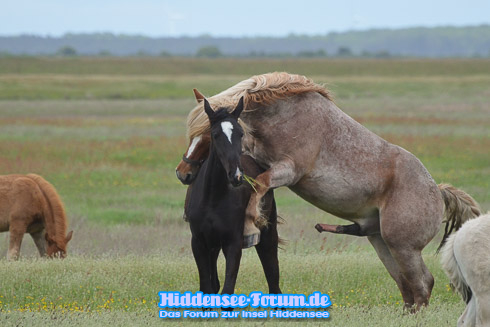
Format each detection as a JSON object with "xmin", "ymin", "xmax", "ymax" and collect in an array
[{"xmin": 186, "ymin": 72, "xmax": 331, "ymax": 140}]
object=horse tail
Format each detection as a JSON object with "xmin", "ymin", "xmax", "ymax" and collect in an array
[
  {"xmin": 437, "ymin": 183, "xmax": 480, "ymax": 252},
  {"xmin": 440, "ymin": 232, "xmax": 473, "ymax": 303},
  {"xmin": 26, "ymin": 174, "xmax": 67, "ymax": 243}
]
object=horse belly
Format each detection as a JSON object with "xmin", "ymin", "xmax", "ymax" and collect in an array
[
  {"xmin": 188, "ymin": 206, "xmax": 245, "ymax": 246},
  {"xmin": 289, "ymin": 175, "xmax": 378, "ymax": 219}
]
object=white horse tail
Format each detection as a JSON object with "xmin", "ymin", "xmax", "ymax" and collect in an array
[
  {"xmin": 437, "ymin": 183, "xmax": 480, "ymax": 252},
  {"xmin": 440, "ymin": 233, "xmax": 473, "ymax": 303}
]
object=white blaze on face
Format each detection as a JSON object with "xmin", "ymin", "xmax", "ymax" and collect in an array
[
  {"xmin": 221, "ymin": 121, "xmax": 233, "ymax": 144},
  {"xmin": 186, "ymin": 135, "xmax": 202, "ymax": 157}
]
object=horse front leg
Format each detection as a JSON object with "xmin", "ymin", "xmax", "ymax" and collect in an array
[
  {"xmin": 8, "ymin": 218, "xmax": 28, "ymax": 261},
  {"xmin": 30, "ymin": 229, "xmax": 47, "ymax": 257},
  {"xmin": 244, "ymin": 160, "xmax": 297, "ymax": 248},
  {"xmin": 191, "ymin": 236, "xmax": 214, "ymax": 294},
  {"xmin": 221, "ymin": 241, "xmax": 243, "ymax": 311}
]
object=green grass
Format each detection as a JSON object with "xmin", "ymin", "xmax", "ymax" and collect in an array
[
  {"xmin": 0, "ymin": 252, "xmax": 464, "ymax": 326},
  {"xmin": 1, "ymin": 57, "xmax": 490, "ymax": 76},
  {"xmin": 0, "ymin": 58, "xmax": 488, "ymax": 325}
]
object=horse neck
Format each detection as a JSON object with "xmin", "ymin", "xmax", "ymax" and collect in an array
[
  {"xmin": 202, "ymin": 144, "xmax": 229, "ymax": 196},
  {"xmin": 42, "ymin": 201, "xmax": 66, "ymax": 247}
]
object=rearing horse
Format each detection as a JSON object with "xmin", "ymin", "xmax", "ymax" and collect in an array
[{"xmin": 176, "ymin": 72, "xmax": 480, "ymax": 310}]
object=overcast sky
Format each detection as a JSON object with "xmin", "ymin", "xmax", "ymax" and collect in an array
[{"xmin": 1, "ymin": 0, "xmax": 489, "ymax": 37}]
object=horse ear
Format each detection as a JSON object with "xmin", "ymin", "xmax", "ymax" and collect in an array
[
  {"xmin": 203, "ymin": 99, "xmax": 214, "ymax": 120},
  {"xmin": 193, "ymin": 88, "xmax": 205, "ymax": 103},
  {"xmin": 65, "ymin": 230, "xmax": 73, "ymax": 243},
  {"xmin": 232, "ymin": 96, "xmax": 244, "ymax": 119}
]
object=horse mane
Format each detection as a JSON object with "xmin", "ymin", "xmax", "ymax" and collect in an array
[
  {"xmin": 187, "ymin": 72, "xmax": 332, "ymax": 140},
  {"xmin": 26, "ymin": 174, "xmax": 67, "ymax": 247}
]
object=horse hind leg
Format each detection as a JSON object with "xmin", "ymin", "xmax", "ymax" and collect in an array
[
  {"xmin": 379, "ymin": 205, "xmax": 438, "ymax": 311},
  {"xmin": 386, "ymin": 245, "xmax": 434, "ymax": 311},
  {"xmin": 254, "ymin": 199, "xmax": 281, "ymax": 294},
  {"xmin": 209, "ymin": 247, "xmax": 221, "ymax": 293},
  {"xmin": 368, "ymin": 234, "xmax": 415, "ymax": 308},
  {"xmin": 475, "ymin": 292, "xmax": 490, "ymax": 327},
  {"xmin": 458, "ymin": 295, "xmax": 477, "ymax": 327}
]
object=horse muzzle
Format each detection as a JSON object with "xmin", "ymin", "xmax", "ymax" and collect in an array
[
  {"xmin": 229, "ymin": 167, "xmax": 243, "ymax": 187},
  {"xmin": 176, "ymin": 170, "xmax": 196, "ymax": 185}
]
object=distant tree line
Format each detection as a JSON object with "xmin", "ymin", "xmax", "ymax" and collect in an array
[
  {"xmin": 3, "ymin": 45, "xmax": 392, "ymax": 58},
  {"xmin": 2, "ymin": 44, "xmax": 485, "ymax": 59},
  {"xmin": 18, "ymin": 45, "xmax": 412, "ymax": 59},
  {"xmin": 1, "ymin": 26, "xmax": 489, "ymax": 58}
]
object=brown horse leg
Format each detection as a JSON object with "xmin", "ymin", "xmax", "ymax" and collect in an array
[
  {"xmin": 379, "ymin": 183, "xmax": 441, "ymax": 312},
  {"xmin": 30, "ymin": 229, "xmax": 47, "ymax": 257},
  {"xmin": 388, "ymin": 247, "xmax": 434, "ymax": 312},
  {"xmin": 244, "ymin": 172, "xmax": 269, "ymax": 247},
  {"xmin": 380, "ymin": 213, "xmax": 436, "ymax": 311},
  {"xmin": 368, "ymin": 235, "xmax": 414, "ymax": 308},
  {"xmin": 8, "ymin": 219, "xmax": 28, "ymax": 260},
  {"xmin": 315, "ymin": 223, "xmax": 365, "ymax": 236},
  {"xmin": 244, "ymin": 160, "xmax": 297, "ymax": 247}
]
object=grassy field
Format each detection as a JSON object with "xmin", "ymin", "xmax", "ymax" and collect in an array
[{"xmin": 0, "ymin": 58, "xmax": 488, "ymax": 326}]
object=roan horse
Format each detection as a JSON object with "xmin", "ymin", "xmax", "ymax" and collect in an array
[
  {"xmin": 185, "ymin": 98, "xmax": 281, "ymax": 306},
  {"xmin": 176, "ymin": 72, "xmax": 480, "ymax": 310},
  {"xmin": 441, "ymin": 212, "xmax": 490, "ymax": 327},
  {"xmin": 0, "ymin": 174, "xmax": 73, "ymax": 259}
]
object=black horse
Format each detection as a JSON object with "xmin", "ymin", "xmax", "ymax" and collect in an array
[{"xmin": 185, "ymin": 98, "xmax": 282, "ymax": 307}]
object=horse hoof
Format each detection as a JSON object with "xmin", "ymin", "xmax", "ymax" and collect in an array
[{"xmin": 243, "ymin": 233, "xmax": 260, "ymax": 248}]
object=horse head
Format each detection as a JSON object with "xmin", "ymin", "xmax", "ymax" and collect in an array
[
  {"xmin": 45, "ymin": 230, "xmax": 73, "ymax": 258},
  {"xmin": 204, "ymin": 96, "xmax": 245, "ymax": 187},
  {"xmin": 176, "ymin": 133, "xmax": 210, "ymax": 184},
  {"xmin": 176, "ymin": 89, "xmax": 210, "ymax": 185}
]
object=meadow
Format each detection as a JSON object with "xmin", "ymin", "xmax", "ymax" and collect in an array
[{"xmin": 0, "ymin": 57, "xmax": 489, "ymax": 326}]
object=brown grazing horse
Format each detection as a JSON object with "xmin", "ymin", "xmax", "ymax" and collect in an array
[
  {"xmin": 175, "ymin": 72, "xmax": 481, "ymax": 311},
  {"xmin": 0, "ymin": 174, "xmax": 73, "ymax": 259}
]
